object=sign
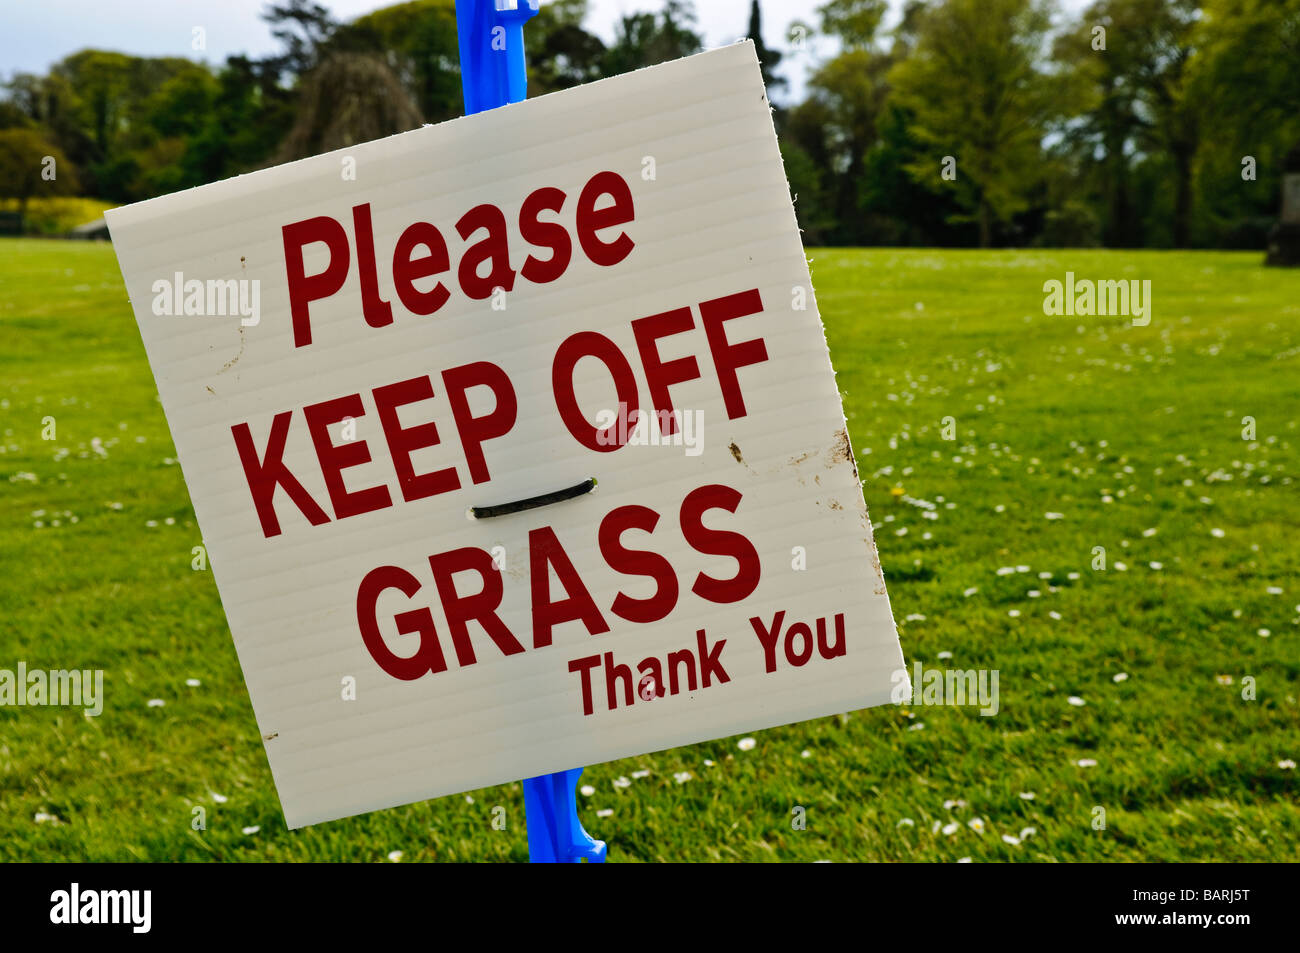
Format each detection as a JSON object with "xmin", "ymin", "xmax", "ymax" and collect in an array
[{"xmin": 105, "ymin": 42, "xmax": 906, "ymax": 829}]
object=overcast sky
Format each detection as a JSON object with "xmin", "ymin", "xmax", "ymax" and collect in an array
[{"xmin": 0, "ymin": 0, "xmax": 1091, "ymax": 105}]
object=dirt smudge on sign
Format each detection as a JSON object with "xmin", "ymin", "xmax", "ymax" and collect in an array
[
  {"xmin": 827, "ymin": 427, "xmax": 859, "ymax": 481},
  {"xmin": 218, "ymin": 325, "xmax": 246, "ymax": 375}
]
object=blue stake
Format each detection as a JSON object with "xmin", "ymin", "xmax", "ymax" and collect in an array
[
  {"xmin": 454, "ymin": 0, "xmax": 608, "ymax": 865},
  {"xmin": 456, "ymin": 0, "xmax": 540, "ymax": 115}
]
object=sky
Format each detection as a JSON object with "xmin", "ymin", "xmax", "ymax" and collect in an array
[{"xmin": 0, "ymin": 0, "xmax": 1091, "ymax": 105}]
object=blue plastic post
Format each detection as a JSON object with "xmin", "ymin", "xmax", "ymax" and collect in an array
[
  {"xmin": 454, "ymin": 0, "xmax": 607, "ymax": 864},
  {"xmin": 456, "ymin": 0, "xmax": 541, "ymax": 115},
  {"xmin": 521, "ymin": 768, "xmax": 608, "ymax": 863}
]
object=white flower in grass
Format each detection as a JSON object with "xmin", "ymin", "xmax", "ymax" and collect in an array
[
  {"xmin": 957, "ymin": 856, "xmax": 972, "ymax": 863},
  {"xmin": 1075, "ymin": 758, "xmax": 1098, "ymax": 768},
  {"xmin": 35, "ymin": 812, "xmax": 60, "ymax": 824},
  {"xmin": 1020, "ymin": 826, "xmax": 1037, "ymax": 839},
  {"xmin": 1142, "ymin": 528, "xmax": 1158, "ymax": 537},
  {"xmin": 1113, "ymin": 672, "xmax": 1129, "ymax": 683},
  {"xmin": 1149, "ymin": 561, "xmax": 1163, "ymax": 570},
  {"xmin": 1045, "ymin": 513, "xmax": 1063, "ymax": 521},
  {"xmin": 897, "ymin": 818, "xmax": 915, "ymax": 828},
  {"xmin": 211, "ymin": 792, "xmax": 227, "ymax": 804},
  {"xmin": 613, "ymin": 776, "xmax": 631, "ymax": 789},
  {"xmin": 387, "ymin": 851, "xmax": 403, "ymax": 862},
  {"xmin": 1002, "ymin": 834, "xmax": 1021, "ymax": 845},
  {"xmin": 1266, "ymin": 586, "xmax": 1283, "ymax": 595},
  {"xmin": 1067, "ymin": 572, "xmax": 1081, "ymax": 580},
  {"xmin": 673, "ymin": 771, "xmax": 692, "ymax": 784},
  {"xmin": 1211, "ymin": 528, "xmax": 1225, "ymax": 538},
  {"xmin": 1067, "ymin": 696, "xmax": 1086, "ymax": 707},
  {"xmin": 580, "ymin": 785, "xmax": 595, "ymax": 796},
  {"xmin": 963, "ymin": 587, "xmax": 978, "ymax": 597},
  {"xmin": 242, "ymin": 825, "xmax": 260, "ymax": 835},
  {"xmin": 968, "ymin": 818, "xmax": 985, "ymax": 833},
  {"xmin": 801, "ymin": 750, "xmax": 811, "ymax": 759},
  {"xmin": 1258, "ymin": 628, "xmax": 1271, "ymax": 638},
  {"xmin": 631, "ymin": 769, "xmax": 650, "ymax": 779},
  {"xmin": 596, "ymin": 809, "xmax": 614, "ymax": 818},
  {"xmin": 1018, "ymin": 792, "xmax": 1035, "ymax": 801},
  {"xmin": 1278, "ymin": 760, "xmax": 1296, "ymax": 770},
  {"xmin": 146, "ymin": 698, "xmax": 164, "ymax": 708},
  {"xmin": 737, "ymin": 737, "xmax": 756, "ymax": 752},
  {"xmin": 937, "ymin": 651, "xmax": 953, "ymax": 660},
  {"xmin": 942, "ymin": 822, "xmax": 960, "ymax": 836},
  {"xmin": 1008, "ymin": 610, "xmax": 1021, "ymax": 618},
  {"xmin": 1049, "ymin": 611, "xmax": 1062, "ymax": 620},
  {"xmin": 185, "ymin": 678, "xmax": 200, "ymax": 687}
]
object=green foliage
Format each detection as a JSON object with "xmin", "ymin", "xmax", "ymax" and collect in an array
[
  {"xmin": 0, "ymin": 0, "xmax": 1296, "ymax": 248},
  {"xmin": 338, "ymin": 0, "xmax": 462, "ymax": 123},
  {"xmin": 602, "ymin": 1, "xmax": 703, "ymax": 77},
  {"xmin": 0, "ymin": 128, "xmax": 78, "ymax": 216},
  {"xmin": 888, "ymin": 0, "xmax": 1065, "ymax": 247},
  {"xmin": 817, "ymin": 0, "xmax": 889, "ymax": 48}
]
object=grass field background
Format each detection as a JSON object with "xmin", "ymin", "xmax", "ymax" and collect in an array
[{"xmin": 1, "ymin": 238, "xmax": 1297, "ymax": 862}]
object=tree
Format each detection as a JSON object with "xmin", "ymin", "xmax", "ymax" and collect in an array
[
  {"xmin": 334, "ymin": 0, "xmax": 462, "ymax": 123},
  {"xmin": 263, "ymin": 0, "xmax": 338, "ymax": 81},
  {"xmin": 888, "ymin": 0, "xmax": 1064, "ymax": 247},
  {"xmin": 0, "ymin": 128, "xmax": 78, "ymax": 224},
  {"xmin": 780, "ymin": 1, "xmax": 895, "ymax": 244},
  {"xmin": 1119, "ymin": 0, "xmax": 1202, "ymax": 247},
  {"xmin": 746, "ymin": 1, "xmax": 786, "ymax": 96},
  {"xmin": 275, "ymin": 52, "xmax": 424, "ymax": 160},
  {"xmin": 1191, "ymin": 0, "xmax": 1300, "ymax": 247},
  {"xmin": 603, "ymin": 1, "xmax": 703, "ymax": 76},
  {"xmin": 1054, "ymin": 1, "xmax": 1146, "ymax": 246},
  {"xmin": 528, "ymin": 0, "xmax": 607, "ymax": 95},
  {"xmin": 817, "ymin": 0, "xmax": 888, "ymax": 49}
]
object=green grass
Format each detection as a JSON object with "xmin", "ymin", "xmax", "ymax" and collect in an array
[{"xmin": 1, "ymin": 238, "xmax": 1298, "ymax": 862}]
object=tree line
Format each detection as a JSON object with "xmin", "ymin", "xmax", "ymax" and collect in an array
[{"xmin": 0, "ymin": 0, "xmax": 1296, "ymax": 248}]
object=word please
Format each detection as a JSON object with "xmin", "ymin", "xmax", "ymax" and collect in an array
[{"xmin": 283, "ymin": 169, "xmax": 635, "ymax": 347}]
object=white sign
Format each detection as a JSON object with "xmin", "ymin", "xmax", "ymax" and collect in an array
[{"xmin": 106, "ymin": 42, "xmax": 906, "ymax": 829}]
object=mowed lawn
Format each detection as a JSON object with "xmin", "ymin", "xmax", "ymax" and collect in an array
[{"xmin": 1, "ymin": 237, "xmax": 1297, "ymax": 862}]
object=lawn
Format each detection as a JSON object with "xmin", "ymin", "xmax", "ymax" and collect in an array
[{"xmin": 1, "ymin": 238, "xmax": 1297, "ymax": 862}]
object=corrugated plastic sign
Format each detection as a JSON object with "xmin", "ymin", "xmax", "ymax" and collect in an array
[{"xmin": 105, "ymin": 42, "xmax": 906, "ymax": 829}]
